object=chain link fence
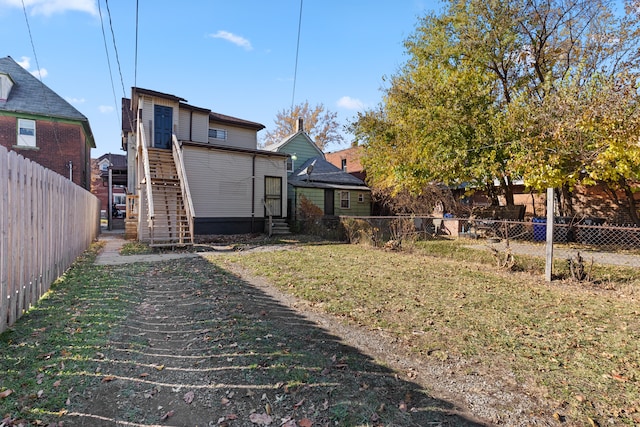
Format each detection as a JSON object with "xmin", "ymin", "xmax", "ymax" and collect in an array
[{"xmin": 296, "ymin": 215, "xmax": 640, "ymax": 252}]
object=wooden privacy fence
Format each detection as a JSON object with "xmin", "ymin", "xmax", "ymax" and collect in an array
[{"xmin": 0, "ymin": 146, "xmax": 100, "ymax": 333}]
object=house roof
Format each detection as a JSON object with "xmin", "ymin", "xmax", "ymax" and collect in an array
[
  {"xmin": 182, "ymin": 140, "xmax": 288, "ymax": 157},
  {"xmin": 288, "ymin": 156, "xmax": 370, "ymax": 190},
  {"xmin": 209, "ymin": 111, "xmax": 265, "ymax": 131},
  {"xmin": 96, "ymin": 152, "xmax": 127, "ymax": 168},
  {"xmin": 125, "ymin": 90, "xmax": 265, "ymax": 132},
  {"xmin": 132, "ymin": 87, "xmax": 187, "ymax": 103},
  {"xmin": 0, "ymin": 56, "xmax": 95, "ymax": 147}
]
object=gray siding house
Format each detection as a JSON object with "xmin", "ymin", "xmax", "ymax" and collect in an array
[{"xmin": 122, "ymin": 87, "xmax": 288, "ymax": 245}]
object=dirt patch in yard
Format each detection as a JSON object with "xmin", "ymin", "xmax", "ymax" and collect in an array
[{"xmin": 61, "ymin": 254, "xmax": 553, "ymax": 426}]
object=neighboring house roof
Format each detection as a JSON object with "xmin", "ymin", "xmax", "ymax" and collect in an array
[
  {"xmin": 97, "ymin": 153, "xmax": 127, "ymax": 168},
  {"xmin": 0, "ymin": 56, "xmax": 95, "ymax": 147},
  {"xmin": 288, "ymin": 156, "xmax": 370, "ymax": 190},
  {"xmin": 96, "ymin": 153, "xmax": 127, "ymax": 185},
  {"xmin": 264, "ymin": 130, "xmax": 324, "ymax": 157}
]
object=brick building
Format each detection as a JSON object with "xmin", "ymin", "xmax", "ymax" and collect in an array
[
  {"xmin": 0, "ymin": 56, "xmax": 95, "ymax": 189},
  {"xmin": 325, "ymin": 145, "xmax": 366, "ymax": 181},
  {"xmin": 91, "ymin": 153, "xmax": 128, "ymax": 215}
]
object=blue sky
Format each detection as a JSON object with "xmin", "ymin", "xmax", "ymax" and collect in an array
[{"xmin": 0, "ymin": 0, "xmax": 437, "ymax": 157}]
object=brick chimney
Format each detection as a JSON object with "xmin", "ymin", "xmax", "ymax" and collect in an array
[{"xmin": 296, "ymin": 117, "xmax": 304, "ymax": 133}]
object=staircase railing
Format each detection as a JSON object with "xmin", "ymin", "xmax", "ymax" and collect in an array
[
  {"xmin": 172, "ymin": 135, "xmax": 194, "ymax": 244},
  {"xmin": 138, "ymin": 121, "xmax": 155, "ymax": 243},
  {"xmin": 262, "ymin": 198, "xmax": 273, "ymax": 237}
]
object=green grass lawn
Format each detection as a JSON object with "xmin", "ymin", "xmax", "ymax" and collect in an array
[
  {"xmin": 0, "ymin": 243, "xmax": 145, "ymax": 425},
  {"xmin": 217, "ymin": 240, "xmax": 640, "ymax": 425}
]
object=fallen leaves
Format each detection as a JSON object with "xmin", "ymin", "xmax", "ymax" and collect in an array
[
  {"xmin": 160, "ymin": 410, "xmax": 175, "ymax": 421},
  {"xmin": 0, "ymin": 389, "xmax": 13, "ymax": 399},
  {"xmin": 249, "ymin": 412, "xmax": 273, "ymax": 425},
  {"xmin": 101, "ymin": 375, "xmax": 116, "ymax": 383},
  {"xmin": 183, "ymin": 391, "xmax": 195, "ymax": 404}
]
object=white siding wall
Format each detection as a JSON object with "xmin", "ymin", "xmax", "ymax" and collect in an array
[
  {"xmin": 209, "ymin": 123, "xmax": 258, "ymax": 150},
  {"xmin": 182, "ymin": 145, "xmax": 287, "ymax": 219},
  {"xmin": 191, "ymin": 112, "xmax": 209, "ymax": 143},
  {"xmin": 184, "ymin": 146, "xmax": 253, "ymax": 217},
  {"xmin": 178, "ymin": 109, "xmax": 209, "ymax": 142},
  {"xmin": 177, "ymin": 109, "xmax": 190, "ymax": 141}
]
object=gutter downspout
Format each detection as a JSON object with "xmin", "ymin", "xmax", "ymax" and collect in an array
[{"xmin": 251, "ymin": 154, "xmax": 256, "ymax": 233}]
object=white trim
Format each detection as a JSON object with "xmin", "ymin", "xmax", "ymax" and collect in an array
[{"xmin": 17, "ymin": 118, "xmax": 36, "ymax": 147}]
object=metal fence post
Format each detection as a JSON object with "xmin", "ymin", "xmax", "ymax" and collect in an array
[{"xmin": 545, "ymin": 187, "xmax": 555, "ymax": 282}]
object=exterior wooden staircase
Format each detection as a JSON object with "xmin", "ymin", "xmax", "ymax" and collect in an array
[
  {"xmin": 146, "ymin": 147, "xmax": 193, "ymax": 247},
  {"xmin": 270, "ymin": 218, "xmax": 291, "ymax": 235}
]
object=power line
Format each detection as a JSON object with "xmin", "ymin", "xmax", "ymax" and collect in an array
[
  {"xmin": 105, "ymin": 0, "xmax": 127, "ymax": 102},
  {"xmin": 20, "ymin": 0, "xmax": 63, "ymax": 157},
  {"xmin": 135, "ymin": 0, "xmax": 139, "ymax": 88},
  {"xmin": 97, "ymin": 0, "xmax": 119, "ymax": 130},
  {"xmin": 291, "ymin": 0, "xmax": 303, "ymax": 110}
]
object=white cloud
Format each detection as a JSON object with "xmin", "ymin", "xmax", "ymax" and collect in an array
[
  {"xmin": 30, "ymin": 68, "xmax": 47, "ymax": 78},
  {"xmin": 0, "ymin": 0, "xmax": 98, "ymax": 16},
  {"xmin": 15, "ymin": 56, "xmax": 47, "ymax": 79},
  {"xmin": 16, "ymin": 56, "xmax": 30, "ymax": 69},
  {"xmin": 66, "ymin": 97, "xmax": 85, "ymax": 104},
  {"xmin": 209, "ymin": 30, "xmax": 253, "ymax": 51},
  {"xmin": 99, "ymin": 105, "xmax": 114, "ymax": 113},
  {"xmin": 337, "ymin": 96, "xmax": 365, "ymax": 110}
]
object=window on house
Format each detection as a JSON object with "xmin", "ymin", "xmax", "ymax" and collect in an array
[
  {"xmin": 358, "ymin": 193, "xmax": 365, "ymax": 202},
  {"xmin": 340, "ymin": 191, "xmax": 350, "ymax": 209},
  {"xmin": 287, "ymin": 157, "xmax": 294, "ymax": 172},
  {"xmin": 208, "ymin": 128, "xmax": 227, "ymax": 141},
  {"xmin": 17, "ymin": 118, "xmax": 36, "ymax": 147},
  {"xmin": 99, "ymin": 161, "xmax": 110, "ymax": 171},
  {"xmin": 341, "ymin": 158, "xmax": 347, "ymax": 171},
  {"xmin": 113, "ymin": 194, "xmax": 126, "ymax": 205}
]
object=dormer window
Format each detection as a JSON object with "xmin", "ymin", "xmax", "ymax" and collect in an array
[
  {"xmin": 0, "ymin": 72, "xmax": 14, "ymax": 102},
  {"xmin": 208, "ymin": 128, "xmax": 227, "ymax": 141},
  {"xmin": 99, "ymin": 160, "xmax": 111, "ymax": 171}
]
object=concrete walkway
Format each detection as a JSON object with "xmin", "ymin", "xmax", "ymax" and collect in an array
[{"xmin": 94, "ymin": 231, "xmax": 199, "ymax": 265}]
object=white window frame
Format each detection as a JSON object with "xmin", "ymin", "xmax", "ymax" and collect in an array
[
  {"xmin": 286, "ymin": 157, "xmax": 294, "ymax": 172},
  {"xmin": 341, "ymin": 158, "xmax": 347, "ymax": 171},
  {"xmin": 17, "ymin": 118, "xmax": 36, "ymax": 147},
  {"xmin": 358, "ymin": 193, "xmax": 365, "ymax": 203},
  {"xmin": 113, "ymin": 194, "xmax": 126, "ymax": 205},
  {"xmin": 340, "ymin": 191, "xmax": 350, "ymax": 209},
  {"xmin": 208, "ymin": 128, "xmax": 227, "ymax": 141}
]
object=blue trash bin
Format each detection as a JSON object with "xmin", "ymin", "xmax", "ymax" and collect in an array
[{"xmin": 533, "ymin": 217, "xmax": 546, "ymax": 241}]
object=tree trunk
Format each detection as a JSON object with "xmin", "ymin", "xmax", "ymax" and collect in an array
[
  {"xmin": 500, "ymin": 175, "xmax": 515, "ymax": 206},
  {"xmin": 622, "ymin": 183, "xmax": 640, "ymax": 225},
  {"xmin": 556, "ymin": 184, "xmax": 574, "ymax": 217}
]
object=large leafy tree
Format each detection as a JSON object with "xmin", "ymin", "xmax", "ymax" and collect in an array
[
  {"xmin": 353, "ymin": 0, "xmax": 640, "ymax": 216},
  {"xmin": 262, "ymin": 101, "xmax": 343, "ymax": 150}
]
